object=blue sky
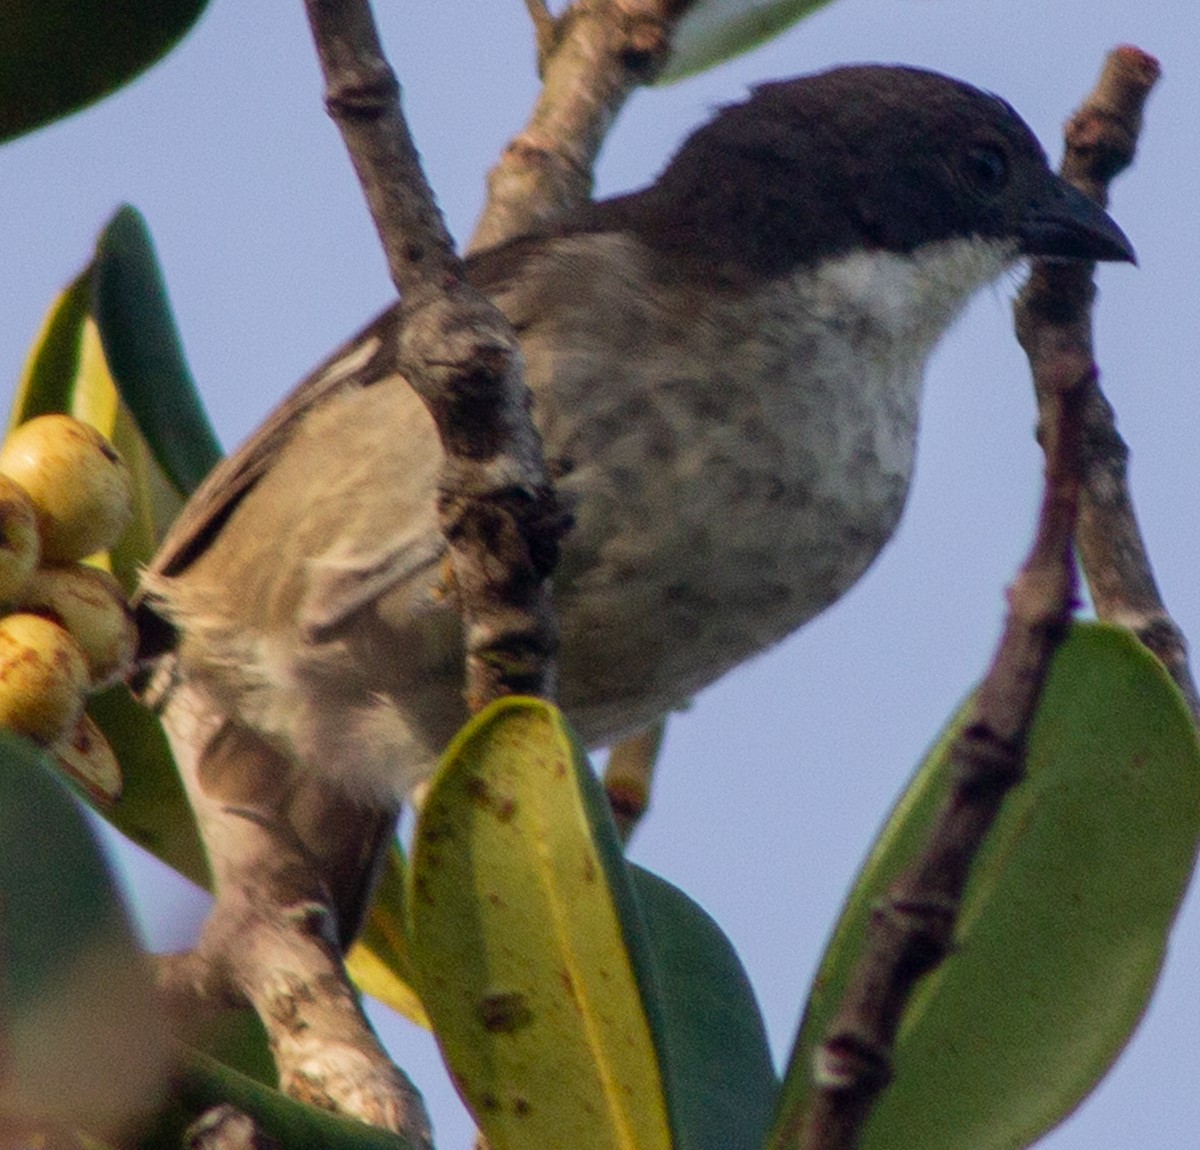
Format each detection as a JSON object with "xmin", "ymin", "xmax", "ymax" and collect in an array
[{"xmin": 2, "ymin": 2, "xmax": 1198, "ymax": 1147}]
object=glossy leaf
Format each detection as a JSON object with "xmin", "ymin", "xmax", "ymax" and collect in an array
[
  {"xmin": 0, "ymin": 732, "xmax": 169, "ymax": 1138},
  {"xmin": 631, "ymin": 866, "xmax": 779, "ymax": 1150},
  {"xmin": 7, "ymin": 272, "xmax": 92, "ymax": 427},
  {"xmin": 93, "ymin": 206, "xmax": 224, "ymax": 496},
  {"xmin": 659, "ymin": 0, "xmax": 835, "ymax": 84},
  {"xmin": 0, "ymin": 0, "xmax": 208, "ymax": 143},
  {"xmin": 9, "ymin": 215, "xmax": 199, "ymax": 581},
  {"xmin": 137, "ymin": 1049, "xmax": 415, "ymax": 1150},
  {"xmin": 11, "ymin": 207, "xmax": 220, "ymax": 513},
  {"xmin": 407, "ymin": 697, "xmax": 673, "ymax": 1150},
  {"xmin": 86, "ymin": 683, "xmax": 208, "ymax": 886},
  {"xmin": 347, "ymin": 845, "xmax": 431, "ymax": 1028},
  {"xmin": 770, "ymin": 623, "xmax": 1200, "ymax": 1150}
]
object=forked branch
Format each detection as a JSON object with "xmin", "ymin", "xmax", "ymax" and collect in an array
[
  {"xmin": 304, "ymin": 0, "xmax": 566, "ymax": 712},
  {"xmin": 1013, "ymin": 47, "xmax": 1190, "ymax": 712},
  {"xmin": 789, "ymin": 47, "xmax": 1159, "ymax": 1150}
]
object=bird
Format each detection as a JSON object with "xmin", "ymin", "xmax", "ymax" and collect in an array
[{"xmin": 135, "ymin": 64, "xmax": 1133, "ymax": 1125}]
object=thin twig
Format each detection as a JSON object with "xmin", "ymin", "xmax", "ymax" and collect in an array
[
  {"xmin": 790, "ymin": 335, "xmax": 1087, "ymax": 1150},
  {"xmin": 786, "ymin": 48, "xmax": 1157, "ymax": 1150},
  {"xmin": 303, "ymin": 0, "xmax": 567, "ymax": 711},
  {"xmin": 470, "ymin": 0, "xmax": 697, "ymax": 251},
  {"xmin": 523, "ymin": 0, "xmax": 560, "ymax": 67},
  {"xmin": 1013, "ymin": 47, "xmax": 1190, "ymax": 712}
]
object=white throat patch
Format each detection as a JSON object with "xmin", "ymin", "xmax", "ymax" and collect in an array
[{"xmin": 813, "ymin": 235, "xmax": 1017, "ymax": 352}]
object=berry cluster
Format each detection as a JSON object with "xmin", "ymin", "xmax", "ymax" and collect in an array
[{"xmin": 0, "ymin": 414, "xmax": 136, "ymax": 802}]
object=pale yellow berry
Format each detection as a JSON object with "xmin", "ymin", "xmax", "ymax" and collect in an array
[
  {"xmin": 51, "ymin": 712, "xmax": 123, "ymax": 804},
  {"xmin": 0, "ymin": 474, "xmax": 40, "ymax": 603},
  {"xmin": 0, "ymin": 612, "xmax": 88, "ymax": 744},
  {"xmin": 0, "ymin": 415, "xmax": 133, "ymax": 562},
  {"xmin": 19, "ymin": 564, "xmax": 137, "ymax": 689}
]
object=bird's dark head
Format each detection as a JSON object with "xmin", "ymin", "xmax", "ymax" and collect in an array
[{"xmin": 612, "ymin": 65, "xmax": 1134, "ymax": 280}]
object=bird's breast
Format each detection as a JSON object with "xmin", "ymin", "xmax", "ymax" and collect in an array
[{"xmin": 505, "ymin": 238, "xmax": 953, "ymax": 740}]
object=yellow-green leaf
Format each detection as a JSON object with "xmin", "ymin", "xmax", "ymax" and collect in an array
[
  {"xmin": 407, "ymin": 697, "xmax": 672, "ymax": 1150},
  {"xmin": 8, "ymin": 272, "xmax": 92, "ymax": 428},
  {"xmin": 770, "ymin": 623, "xmax": 1200, "ymax": 1150},
  {"xmin": 8, "ymin": 253, "xmax": 192, "ymax": 585},
  {"xmin": 347, "ymin": 845, "xmax": 430, "ymax": 1029}
]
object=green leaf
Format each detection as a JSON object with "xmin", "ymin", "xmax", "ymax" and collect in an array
[
  {"xmin": 658, "ymin": 0, "xmax": 836, "ymax": 84},
  {"xmin": 106, "ymin": 396, "xmax": 190, "ymax": 593},
  {"xmin": 347, "ymin": 845, "xmax": 431, "ymax": 1029},
  {"xmin": 407, "ymin": 697, "xmax": 673, "ymax": 1150},
  {"xmin": 770, "ymin": 623, "xmax": 1200, "ymax": 1150},
  {"xmin": 8, "ymin": 271, "xmax": 93, "ymax": 428},
  {"xmin": 0, "ymin": 732, "xmax": 169, "ymax": 1138},
  {"xmin": 7, "ymin": 209, "xmax": 204, "ymax": 579},
  {"xmin": 0, "ymin": 0, "xmax": 209, "ymax": 143},
  {"xmin": 85, "ymin": 683, "xmax": 207, "ymax": 886},
  {"xmin": 93, "ymin": 206, "xmax": 223, "ymax": 496},
  {"xmin": 631, "ymin": 866, "xmax": 779, "ymax": 1150},
  {"xmin": 135, "ymin": 1049, "xmax": 416, "ymax": 1150}
]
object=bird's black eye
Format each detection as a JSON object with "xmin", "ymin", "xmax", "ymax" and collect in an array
[{"xmin": 964, "ymin": 145, "xmax": 1009, "ymax": 196}]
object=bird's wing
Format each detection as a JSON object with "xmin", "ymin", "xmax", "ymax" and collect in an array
[
  {"xmin": 143, "ymin": 304, "xmax": 405, "ymax": 585},
  {"xmin": 144, "ymin": 227, "xmax": 560, "ymax": 588},
  {"xmin": 137, "ymin": 236, "xmax": 561, "ymax": 664}
]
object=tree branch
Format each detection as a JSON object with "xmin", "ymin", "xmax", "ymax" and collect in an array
[
  {"xmin": 303, "ymin": 0, "xmax": 566, "ymax": 711},
  {"xmin": 155, "ymin": 6, "xmax": 577, "ymax": 1136},
  {"xmin": 472, "ymin": 0, "xmax": 700, "ymax": 826},
  {"xmin": 1012, "ymin": 47, "xmax": 1190, "ymax": 712},
  {"xmin": 789, "ymin": 49, "xmax": 1156, "ymax": 1150},
  {"xmin": 793, "ymin": 326, "xmax": 1086, "ymax": 1150},
  {"xmin": 156, "ymin": 692, "xmax": 430, "ymax": 1142},
  {"xmin": 470, "ymin": 0, "xmax": 696, "ymax": 250}
]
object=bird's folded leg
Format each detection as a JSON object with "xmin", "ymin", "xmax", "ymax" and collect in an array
[{"xmin": 156, "ymin": 682, "xmax": 430, "ymax": 1145}]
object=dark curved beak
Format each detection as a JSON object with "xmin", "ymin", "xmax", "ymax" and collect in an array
[{"xmin": 1020, "ymin": 174, "xmax": 1136, "ymax": 264}]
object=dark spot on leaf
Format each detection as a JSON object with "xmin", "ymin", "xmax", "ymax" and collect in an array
[
  {"xmin": 419, "ymin": 815, "xmax": 455, "ymax": 844},
  {"xmin": 495, "ymin": 794, "xmax": 517, "ymax": 821},
  {"xmin": 465, "ymin": 775, "xmax": 518, "ymax": 821},
  {"xmin": 478, "ymin": 990, "xmax": 534, "ymax": 1033},
  {"xmin": 465, "ymin": 776, "xmax": 492, "ymax": 804}
]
